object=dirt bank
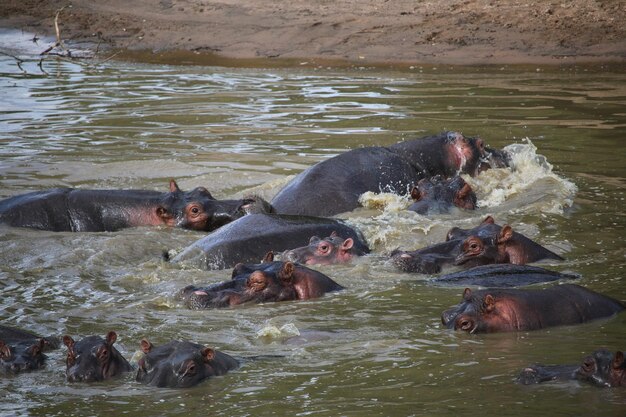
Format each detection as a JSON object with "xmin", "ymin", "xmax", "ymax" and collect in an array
[{"xmin": 1, "ymin": 0, "xmax": 624, "ymax": 66}]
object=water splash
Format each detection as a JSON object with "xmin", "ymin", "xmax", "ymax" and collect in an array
[{"xmin": 465, "ymin": 140, "xmax": 578, "ymax": 214}]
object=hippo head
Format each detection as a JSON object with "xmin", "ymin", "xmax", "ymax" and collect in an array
[
  {"xmin": 444, "ymin": 132, "xmax": 509, "ymax": 176},
  {"xmin": 576, "ymin": 350, "xmax": 626, "ymax": 387},
  {"xmin": 182, "ymin": 262, "xmax": 299, "ymax": 309},
  {"xmin": 136, "ymin": 339, "xmax": 239, "ymax": 388},
  {"xmin": 442, "ymin": 288, "xmax": 508, "ymax": 333},
  {"xmin": 407, "ymin": 175, "xmax": 477, "ymax": 215},
  {"xmin": 282, "ymin": 232, "xmax": 357, "ymax": 265},
  {"xmin": 481, "ymin": 146, "xmax": 511, "ymax": 170},
  {"xmin": 454, "ymin": 225, "xmax": 513, "ymax": 266},
  {"xmin": 0, "ymin": 339, "xmax": 46, "ymax": 374},
  {"xmin": 156, "ymin": 180, "xmax": 273, "ymax": 232},
  {"xmin": 446, "ymin": 216, "xmax": 497, "ymax": 241},
  {"xmin": 63, "ymin": 331, "xmax": 132, "ymax": 382},
  {"xmin": 517, "ymin": 364, "xmax": 579, "ymax": 385}
]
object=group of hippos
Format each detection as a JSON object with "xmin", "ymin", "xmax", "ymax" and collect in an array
[{"xmin": 1, "ymin": 131, "xmax": 624, "ymax": 389}]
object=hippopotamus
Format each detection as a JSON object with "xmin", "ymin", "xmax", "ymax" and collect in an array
[
  {"xmin": 447, "ymin": 216, "xmax": 564, "ymax": 263},
  {"xmin": 518, "ymin": 349, "xmax": 626, "ymax": 388},
  {"xmin": 170, "ymin": 213, "xmax": 369, "ymax": 270},
  {"xmin": 179, "ymin": 255, "xmax": 344, "ymax": 308},
  {"xmin": 270, "ymin": 131, "xmax": 509, "ymax": 217},
  {"xmin": 0, "ymin": 325, "xmax": 59, "ymax": 374},
  {"xmin": 392, "ymin": 216, "xmax": 563, "ymax": 274},
  {"xmin": 432, "ymin": 264, "xmax": 578, "ymax": 287},
  {"xmin": 0, "ymin": 179, "xmax": 272, "ymax": 232},
  {"xmin": 518, "ymin": 363, "xmax": 579, "ymax": 385},
  {"xmin": 281, "ymin": 232, "xmax": 366, "ymax": 265},
  {"xmin": 442, "ymin": 284, "xmax": 624, "ymax": 333},
  {"xmin": 136, "ymin": 339, "xmax": 239, "ymax": 388},
  {"xmin": 576, "ymin": 349, "xmax": 626, "ymax": 387},
  {"xmin": 455, "ymin": 224, "xmax": 564, "ymax": 266},
  {"xmin": 391, "ymin": 239, "xmax": 462, "ymax": 274},
  {"xmin": 407, "ymin": 175, "xmax": 476, "ymax": 215},
  {"xmin": 62, "ymin": 331, "xmax": 132, "ymax": 382}
]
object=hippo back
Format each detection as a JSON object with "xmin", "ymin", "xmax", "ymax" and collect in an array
[{"xmin": 172, "ymin": 213, "xmax": 369, "ymax": 270}]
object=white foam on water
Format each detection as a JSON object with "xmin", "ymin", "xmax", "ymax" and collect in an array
[{"xmin": 465, "ymin": 140, "xmax": 578, "ymax": 215}]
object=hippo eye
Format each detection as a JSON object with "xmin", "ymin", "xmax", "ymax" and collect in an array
[
  {"xmin": 319, "ymin": 244, "xmax": 330, "ymax": 253},
  {"xmin": 97, "ymin": 346, "xmax": 109, "ymax": 362},
  {"xmin": 181, "ymin": 361, "xmax": 197, "ymax": 377},
  {"xmin": 458, "ymin": 318, "xmax": 473, "ymax": 331}
]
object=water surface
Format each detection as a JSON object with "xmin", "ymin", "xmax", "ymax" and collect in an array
[{"xmin": 0, "ymin": 55, "xmax": 625, "ymax": 416}]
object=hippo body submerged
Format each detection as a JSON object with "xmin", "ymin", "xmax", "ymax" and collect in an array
[
  {"xmin": 442, "ymin": 284, "xmax": 624, "ymax": 333},
  {"xmin": 407, "ymin": 175, "xmax": 477, "ymax": 215},
  {"xmin": 282, "ymin": 232, "xmax": 367, "ymax": 265},
  {"xmin": 432, "ymin": 264, "xmax": 578, "ymax": 288},
  {"xmin": 391, "ymin": 216, "xmax": 563, "ymax": 274},
  {"xmin": 180, "ymin": 257, "xmax": 344, "ymax": 308},
  {"xmin": 0, "ymin": 325, "xmax": 58, "ymax": 374},
  {"xmin": 271, "ymin": 132, "xmax": 508, "ymax": 217},
  {"xmin": 0, "ymin": 180, "xmax": 271, "ymax": 232},
  {"xmin": 519, "ymin": 349, "xmax": 626, "ymax": 388},
  {"xmin": 63, "ymin": 331, "xmax": 132, "ymax": 382},
  {"xmin": 136, "ymin": 340, "xmax": 239, "ymax": 388},
  {"xmin": 171, "ymin": 213, "xmax": 369, "ymax": 270},
  {"xmin": 447, "ymin": 216, "xmax": 564, "ymax": 265}
]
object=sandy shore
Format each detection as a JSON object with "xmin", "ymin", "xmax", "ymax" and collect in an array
[{"xmin": 1, "ymin": 0, "xmax": 624, "ymax": 66}]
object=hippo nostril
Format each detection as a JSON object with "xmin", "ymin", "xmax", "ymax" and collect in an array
[{"xmin": 447, "ymin": 131, "xmax": 459, "ymax": 142}]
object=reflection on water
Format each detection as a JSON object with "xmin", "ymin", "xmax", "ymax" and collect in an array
[{"xmin": 0, "ymin": 55, "xmax": 625, "ymax": 415}]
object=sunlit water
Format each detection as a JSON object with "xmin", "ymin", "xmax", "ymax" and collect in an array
[{"xmin": 0, "ymin": 51, "xmax": 625, "ymax": 416}]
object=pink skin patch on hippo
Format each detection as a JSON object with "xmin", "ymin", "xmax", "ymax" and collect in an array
[
  {"xmin": 446, "ymin": 133, "xmax": 484, "ymax": 175},
  {"xmin": 194, "ymin": 290, "xmax": 208, "ymax": 295}
]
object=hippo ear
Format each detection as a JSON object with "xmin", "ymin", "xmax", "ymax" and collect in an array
[
  {"xmin": 309, "ymin": 235, "xmax": 321, "ymax": 244},
  {"xmin": 446, "ymin": 227, "xmax": 460, "ymax": 241},
  {"xmin": 105, "ymin": 331, "xmax": 117, "ymax": 346},
  {"xmin": 0, "ymin": 341, "xmax": 10, "ymax": 359},
  {"xmin": 498, "ymin": 225, "xmax": 514, "ymax": 244},
  {"xmin": 201, "ymin": 347, "xmax": 215, "ymax": 362},
  {"xmin": 613, "ymin": 351, "xmax": 625, "ymax": 368},
  {"xmin": 30, "ymin": 339, "xmax": 45, "ymax": 356},
  {"xmin": 62, "ymin": 335, "xmax": 75, "ymax": 349},
  {"xmin": 262, "ymin": 251, "xmax": 274, "ymax": 263},
  {"xmin": 410, "ymin": 186, "xmax": 422, "ymax": 201},
  {"xmin": 140, "ymin": 339, "xmax": 153, "ymax": 354},
  {"xmin": 330, "ymin": 231, "xmax": 338, "ymax": 238},
  {"xmin": 341, "ymin": 238, "xmax": 354, "ymax": 251},
  {"xmin": 482, "ymin": 216, "xmax": 495, "ymax": 225},
  {"xmin": 463, "ymin": 288, "xmax": 473, "ymax": 301},
  {"xmin": 457, "ymin": 183, "xmax": 473, "ymax": 199},
  {"xmin": 169, "ymin": 179, "xmax": 181, "ymax": 193},
  {"xmin": 279, "ymin": 262, "xmax": 295, "ymax": 284},
  {"xmin": 484, "ymin": 294, "xmax": 496, "ymax": 312}
]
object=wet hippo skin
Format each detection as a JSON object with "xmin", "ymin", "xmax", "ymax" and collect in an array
[{"xmin": 271, "ymin": 131, "xmax": 508, "ymax": 217}]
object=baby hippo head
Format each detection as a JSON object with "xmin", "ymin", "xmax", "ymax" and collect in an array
[{"xmin": 63, "ymin": 331, "xmax": 132, "ymax": 382}]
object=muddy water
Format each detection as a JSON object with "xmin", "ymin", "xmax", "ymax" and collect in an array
[{"xmin": 0, "ymin": 53, "xmax": 625, "ymax": 416}]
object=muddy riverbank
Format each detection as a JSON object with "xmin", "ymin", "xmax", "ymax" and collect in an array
[{"xmin": 1, "ymin": 0, "xmax": 625, "ymax": 66}]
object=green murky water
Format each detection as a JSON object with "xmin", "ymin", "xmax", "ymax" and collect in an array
[{"xmin": 0, "ymin": 50, "xmax": 625, "ymax": 416}]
